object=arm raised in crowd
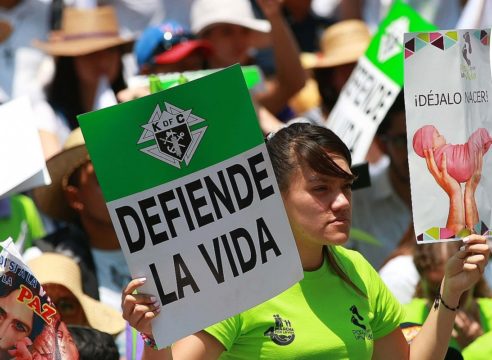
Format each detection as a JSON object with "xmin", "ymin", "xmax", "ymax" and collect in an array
[
  {"xmin": 254, "ymin": 0, "xmax": 306, "ymax": 115},
  {"xmin": 373, "ymin": 234, "xmax": 489, "ymax": 360}
]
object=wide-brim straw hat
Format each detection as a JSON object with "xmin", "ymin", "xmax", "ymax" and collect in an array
[
  {"xmin": 191, "ymin": 0, "xmax": 271, "ymax": 35},
  {"xmin": 33, "ymin": 6, "xmax": 133, "ymax": 57},
  {"xmin": 27, "ymin": 253, "xmax": 125, "ymax": 336},
  {"xmin": 33, "ymin": 128, "xmax": 88, "ymax": 223},
  {"xmin": 306, "ymin": 20, "xmax": 371, "ymax": 69}
]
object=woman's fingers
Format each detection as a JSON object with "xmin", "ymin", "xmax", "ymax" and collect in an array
[
  {"xmin": 122, "ymin": 277, "xmax": 161, "ymax": 332},
  {"xmin": 458, "ymin": 235, "xmax": 489, "ymax": 273}
]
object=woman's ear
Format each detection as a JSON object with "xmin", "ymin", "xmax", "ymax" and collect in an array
[{"xmin": 63, "ymin": 185, "xmax": 84, "ymax": 212}]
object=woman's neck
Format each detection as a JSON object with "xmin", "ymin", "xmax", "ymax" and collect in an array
[{"xmin": 297, "ymin": 241, "xmax": 324, "ymax": 271}]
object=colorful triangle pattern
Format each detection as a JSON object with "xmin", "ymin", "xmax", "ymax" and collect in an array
[
  {"xmin": 416, "ymin": 222, "xmax": 490, "ymax": 241},
  {"xmin": 405, "ymin": 30, "xmax": 490, "ymax": 62}
]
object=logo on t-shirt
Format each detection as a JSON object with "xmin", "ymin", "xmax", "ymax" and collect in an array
[
  {"xmin": 350, "ymin": 305, "xmax": 373, "ymax": 340},
  {"xmin": 264, "ymin": 314, "xmax": 295, "ymax": 345}
]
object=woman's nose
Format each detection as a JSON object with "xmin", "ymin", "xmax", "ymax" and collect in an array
[{"xmin": 332, "ymin": 191, "xmax": 350, "ymax": 211}]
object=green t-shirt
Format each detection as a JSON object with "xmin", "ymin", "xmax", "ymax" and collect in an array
[
  {"xmin": 403, "ymin": 297, "xmax": 492, "ymax": 357},
  {"xmin": 205, "ymin": 246, "xmax": 404, "ymax": 359}
]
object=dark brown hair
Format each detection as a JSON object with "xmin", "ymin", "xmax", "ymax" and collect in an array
[
  {"xmin": 266, "ymin": 123, "xmax": 365, "ymax": 297},
  {"xmin": 46, "ymin": 55, "xmax": 126, "ymax": 130}
]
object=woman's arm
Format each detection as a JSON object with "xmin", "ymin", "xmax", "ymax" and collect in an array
[
  {"xmin": 254, "ymin": 0, "xmax": 306, "ymax": 115},
  {"xmin": 464, "ymin": 152, "xmax": 482, "ymax": 231},
  {"xmin": 424, "ymin": 150, "xmax": 465, "ymax": 234},
  {"xmin": 373, "ymin": 235, "xmax": 489, "ymax": 360},
  {"xmin": 122, "ymin": 279, "xmax": 224, "ymax": 360}
]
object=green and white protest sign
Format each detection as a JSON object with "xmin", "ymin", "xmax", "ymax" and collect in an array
[
  {"xmin": 78, "ymin": 65, "xmax": 303, "ymax": 347},
  {"xmin": 327, "ymin": 0, "xmax": 435, "ymax": 164},
  {"xmin": 404, "ymin": 29, "xmax": 492, "ymax": 242}
]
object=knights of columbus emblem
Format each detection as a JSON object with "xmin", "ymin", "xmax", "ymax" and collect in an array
[{"xmin": 137, "ymin": 102, "xmax": 207, "ymax": 168}]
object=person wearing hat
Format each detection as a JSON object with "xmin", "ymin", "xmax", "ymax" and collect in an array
[
  {"xmin": 32, "ymin": 5, "xmax": 133, "ymax": 159},
  {"xmin": 135, "ymin": 20, "xmax": 212, "ymax": 75},
  {"xmin": 27, "ymin": 253, "xmax": 125, "ymax": 337},
  {"xmin": 31, "ymin": 127, "xmax": 131, "ymax": 311},
  {"xmin": 29, "ymin": 127, "xmax": 131, "ymax": 357},
  {"xmin": 301, "ymin": 19, "xmax": 372, "ymax": 124},
  {"xmin": 116, "ymin": 19, "xmax": 213, "ymax": 103},
  {"xmin": 190, "ymin": 0, "xmax": 305, "ymax": 117}
]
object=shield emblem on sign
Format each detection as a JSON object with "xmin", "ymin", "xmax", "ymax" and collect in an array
[{"xmin": 154, "ymin": 123, "xmax": 192, "ymax": 161}]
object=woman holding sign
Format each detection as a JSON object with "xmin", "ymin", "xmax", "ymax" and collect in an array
[{"xmin": 122, "ymin": 123, "xmax": 489, "ymax": 359}]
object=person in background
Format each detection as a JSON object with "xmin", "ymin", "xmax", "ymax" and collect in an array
[
  {"xmin": 403, "ymin": 241, "xmax": 492, "ymax": 358},
  {"xmin": 117, "ymin": 19, "xmax": 212, "ymax": 103},
  {"xmin": 0, "ymin": 0, "xmax": 50, "ymax": 104},
  {"xmin": 31, "ymin": 127, "xmax": 130, "ymax": 311},
  {"xmin": 190, "ymin": 0, "xmax": 305, "ymax": 117},
  {"xmin": 32, "ymin": 5, "xmax": 133, "ymax": 159},
  {"xmin": 301, "ymin": 19, "xmax": 371, "ymax": 124},
  {"xmin": 122, "ymin": 123, "xmax": 489, "ymax": 360},
  {"xmin": 68, "ymin": 325, "xmax": 119, "ymax": 360},
  {"xmin": 27, "ymin": 253, "xmax": 125, "ymax": 337},
  {"xmin": 135, "ymin": 20, "xmax": 212, "ymax": 75},
  {"xmin": 349, "ymin": 92, "xmax": 413, "ymax": 269},
  {"xmin": 29, "ymin": 127, "xmax": 131, "ymax": 357}
]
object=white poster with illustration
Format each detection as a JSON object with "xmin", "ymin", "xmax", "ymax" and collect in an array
[{"xmin": 404, "ymin": 29, "xmax": 492, "ymax": 242}]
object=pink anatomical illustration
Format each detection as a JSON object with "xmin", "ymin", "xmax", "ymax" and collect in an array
[{"xmin": 413, "ymin": 125, "xmax": 492, "ymax": 183}]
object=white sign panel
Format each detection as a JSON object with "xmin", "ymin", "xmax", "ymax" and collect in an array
[
  {"xmin": 404, "ymin": 29, "xmax": 492, "ymax": 242},
  {"xmin": 0, "ymin": 97, "xmax": 51, "ymax": 198}
]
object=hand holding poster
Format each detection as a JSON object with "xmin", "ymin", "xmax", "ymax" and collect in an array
[
  {"xmin": 404, "ymin": 28, "xmax": 492, "ymax": 242},
  {"xmin": 0, "ymin": 238, "xmax": 79, "ymax": 359},
  {"xmin": 78, "ymin": 65, "xmax": 303, "ymax": 348}
]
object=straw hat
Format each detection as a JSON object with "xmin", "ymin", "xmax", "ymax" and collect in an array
[
  {"xmin": 27, "ymin": 253, "xmax": 125, "ymax": 336},
  {"xmin": 191, "ymin": 0, "xmax": 271, "ymax": 35},
  {"xmin": 0, "ymin": 20, "xmax": 12, "ymax": 44},
  {"xmin": 306, "ymin": 20, "xmax": 371, "ymax": 69},
  {"xmin": 33, "ymin": 128, "xmax": 89, "ymax": 222},
  {"xmin": 33, "ymin": 6, "xmax": 133, "ymax": 57}
]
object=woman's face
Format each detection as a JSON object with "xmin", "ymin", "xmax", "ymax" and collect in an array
[
  {"xmin": 43, "ymin": 284, "xmax": 87, "ymax": 326},
  {"xmin": 0, "ymin": 289, "xmax": 33, "ymax": 351},
  {"xmin": 202, "ymin": 24, "xmax": 251, "ymax": 67},
  {"xmin": 282, "ymin": 154, "xmax": 353, "ymax": 249},
  {"xmin": 74, "ymin": 47, "xmax": 121, "ymax": 86},
  {"xmin": 432, "ymin": 129, "xmax": 446, "ymax": 148}
]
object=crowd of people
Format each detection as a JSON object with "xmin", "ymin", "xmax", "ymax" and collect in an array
[{"xmin": 1, "ymin": 0, "xmax": 492, "ymax": 359}]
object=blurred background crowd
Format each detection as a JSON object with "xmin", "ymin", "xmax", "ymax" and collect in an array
[{"xmin": 1, "ymin": 0, "xmax": 492, "ymax": 359}]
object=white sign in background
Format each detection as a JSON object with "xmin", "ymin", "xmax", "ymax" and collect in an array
[
  {"xmin": 108, "ymin": 144, "xmax": 303, "ymax": 347},
  {"xmin": 0, "ymin": 97, "xmax": 51, "ymax": 198},
  {"xmin": 326, "ymin": 57, "xmax": 401, "ymax": 164},
  {"xmin": 404, "ymin": 29, "xmax": 492, "ymax": 240}
]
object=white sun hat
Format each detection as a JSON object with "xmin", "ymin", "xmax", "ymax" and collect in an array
[{"xmin": 190, "ymin": 0, "xmax": 271, "ymax": 35}]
